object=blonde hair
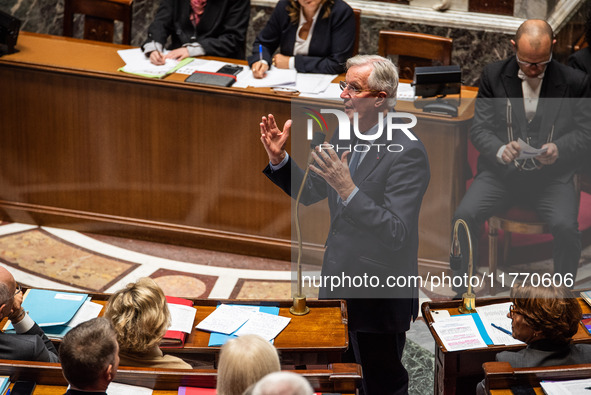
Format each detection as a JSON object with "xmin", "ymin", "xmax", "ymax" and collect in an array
[
  {"xmin": 104, "ymin": 277, "xmax": 170, "ymax": 353},
  {"xmin": 216, "ymin": 334, "xmax": 281, "ymax": 395}
]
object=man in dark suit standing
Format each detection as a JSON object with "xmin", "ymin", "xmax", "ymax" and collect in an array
[
  {"xmin": 451, "ymin": 19, "xmax": 591, "ymax": 293},
  {"xmin": 260, "ymin": 55, "xmax": 430, "ymax": 394},
  {"xmin": 0, "ymin": 266, "xmax": 59, "ymax": 362}
]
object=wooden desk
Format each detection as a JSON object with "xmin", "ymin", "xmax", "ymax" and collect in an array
[
  {"xmin": 0, "ymin": 32, "xmax": 475, "ymax": 270},
  {"xmin": 0, "ymin": 359, "xmax": 361, "ymax": 394},
  {"xmin": 14, "ymin": 290, "xmax": 348, "ymax": 365},
  {"xmin": 483, "ymin": 361, "xmax": 591, "ymax": 395},
  {"xmin": 421, "ymin": 298, "xmax": 591, "ymax": 395}
]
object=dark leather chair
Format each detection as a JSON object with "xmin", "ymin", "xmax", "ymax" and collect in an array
[
  {"xmin": 377, "ymin": 30, "xmax": 452, "ymax": 80},
  {"xmin": 63, "ymin": 0, "xmax": 133, "ymax": 44}
]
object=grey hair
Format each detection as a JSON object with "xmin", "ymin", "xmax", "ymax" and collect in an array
[
  {"xmin": 251, "ymin": 371, "xmax": 314, "ymax": 395},
  {"xmin": 0, "ymin": 283, "xmax": 12, "ymax": 306},
  {"xmin": 346, "ymin": 54, "xmax": 399, "ymax": 108}
]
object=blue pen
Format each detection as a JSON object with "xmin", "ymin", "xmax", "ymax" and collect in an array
[
  {"xmin": 6, "ymin": 388, "xmax": 10, "ymax": 395},
  {"xmin": 491, "ymin": 323, "xmax": 512, "ymax": 336},
  {"xmin": 259, "ymin": 44, "xmax": 263, "ymax": 62}
]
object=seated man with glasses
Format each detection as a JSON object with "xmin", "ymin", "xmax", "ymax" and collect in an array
[
  {"xmin": 0, "ymin": 266, "xmax": 59, "ymax": 362},
  {"xmin": 476, "ymin": 284, "xmax": 591, "ymax": 394},
  {"xmin": 450, "ymin": 19, "xmax": 591, "ymax": 295}
]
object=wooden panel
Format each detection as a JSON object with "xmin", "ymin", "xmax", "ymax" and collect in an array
[
  {"xmin": 0, "ymin": 33, "xmax": 476, "ymax": 269},
  {"xmin": 468, "ymin": 0, "xmax": 514, "ymax": 16}
]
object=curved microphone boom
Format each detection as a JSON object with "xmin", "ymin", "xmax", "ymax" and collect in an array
[{"xmin": 290, "ymin": 131, "xmax": 325, "ymax": 316}]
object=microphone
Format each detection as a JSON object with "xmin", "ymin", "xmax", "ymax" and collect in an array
[{"xmin": 291, "ymin": 131, "xmax": 325, "ymax": 316}]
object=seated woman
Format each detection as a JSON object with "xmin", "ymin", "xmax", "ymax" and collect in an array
[
  {"xmin": 104, "ymin": 277, "xmax": 191, "ymax": 369},
  {"xmin": 217, "ymin": 334, "xmax": 281, "ymax": 395},
  {"xmin": 142, "ymin": 0, "xmax": 250, "ymax": 65},
  {"xmin": 248, "ymin": 0, "xmax": 355, "ymax": 77},
  {"xmin": 476, "ymin": 284, "xmax": 591, "ymax": 394}
]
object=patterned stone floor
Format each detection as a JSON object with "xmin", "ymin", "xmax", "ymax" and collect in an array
[{"xmin": 3, "ymin": 222, "xmax": 591, "ymax": 394}]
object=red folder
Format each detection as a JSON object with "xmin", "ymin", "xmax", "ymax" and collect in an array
[{"xmin": 161, "ymin": 295, "xmax": 193, "ymax": 348}]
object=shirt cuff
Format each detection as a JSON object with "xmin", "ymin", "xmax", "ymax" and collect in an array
[
  {"xmin": 269, "ymin": 153, "xmax": 289, "ymax": 171},
  {"xmin": 184, "ymin": 43, "xmax": 205, "ymax": 57},
  {"xmin": 143, "ymin": 41, "xmax": 163, "ymax": 55},
  {"xmin": 13, "ymin": 312, "xmax": 35, "ymax": 333},
  {"xmin": 341, "ymin": 187, "xmax": 359, "ymax": 205},
  {"xmin": 496, "ymin": 145, "xmax": 507, "ymax": 164},
  {"xmin": 288, "ymin": 56, "xmax": 295, "ymax": 70}
]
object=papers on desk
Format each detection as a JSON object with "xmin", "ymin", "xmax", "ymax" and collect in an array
[
  {"xmin": 3, "ymin": 289, "xmax": 103, "ymax": 338},
  {"xmin": 541, "ymin": 378, "xmax": 591, "ymax": 394},
  {"xmin": 107, "ymin": 382, "xmax": 153, "ymax": 395},
  {"xmin": 430, "ymin": 302, "xmax": 524, "ymax": 351},
  {"xmin": 117, "ymin": 48, "xmax": 194, "ymax": 79},
  {"xmin": 196, "ymin": 304, "xmax": 290, "ymax": 345},
  {"xmin": 0, "ymin": 376, "xmax": 8, "ymax": 395}
]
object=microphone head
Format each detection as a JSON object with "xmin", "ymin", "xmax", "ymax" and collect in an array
[{"xmin": 310, "ymin": 132, "xmax": 326, "ymax": 149}]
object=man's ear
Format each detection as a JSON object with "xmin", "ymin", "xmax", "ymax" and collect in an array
[
  {"xmin": 375, "ymin": 91, "xmax": 387, "ymax": 107},
  {"xmin": 511, "ymin": 39, "xmax": 516, "ymax": 50},
  {"xmin": 105, "ymin": 364, "xmax": 115, "ymax": 382},
  {"xmin": 0, "ymin": 303, "xmax": 7, "ymax": 319}
]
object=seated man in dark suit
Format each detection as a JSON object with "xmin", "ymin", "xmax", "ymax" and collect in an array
[
  {"xmin": 567, "ymin": 10, "xmax": 591, "ymax": 75},
  {"xmin": 451, "ymin": 19, "xmax": 591, "ymax": 293},
  {"xmin": 60, "ymin": 317, "xmax": 119, "ymax": 395},
  {"xmin": 0, "ymin": 266, "xmax": 59, "ymax": 362}
]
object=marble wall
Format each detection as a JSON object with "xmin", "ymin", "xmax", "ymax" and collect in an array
[{"xmin": 0, "ymin": 0, "xmax": 585, "ymax": 86}]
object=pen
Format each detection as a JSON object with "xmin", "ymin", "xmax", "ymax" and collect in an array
[
  {"xmin": 6, "ymin": 388, "xmax": 10, "ymax": 395},
  {"xmin": 491, "ymin": 323, "xmax": 512, "ymax": 336},
  {"xmin": 259, "ymin": 44, "xmax": 263, "ymax": 62}
]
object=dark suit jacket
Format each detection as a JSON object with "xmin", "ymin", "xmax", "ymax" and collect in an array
[
  {"xmin": 143, "ymin": 0, "xmax": 250, "ymax": 59},
  {"xmin": 248, "ymin": 0, "xmax": 355, "ymax": 74},
  {"xmin": 264, "ymin": 124, "xmax": 430, "ymax": 333},
  {"xmin": 471, "ymin": 57, "xmax": 591, "ymax": 182},
  {"xmin": 0, "ymin": 322, "xmax": 59, "ymax": 362},
  {"xmin": 476, "ymin": 340, "xmax": 591, "ymax": 395},
  {"xmin": 568, "ymin": 47, "xmax": 591, "ymax": 75}
]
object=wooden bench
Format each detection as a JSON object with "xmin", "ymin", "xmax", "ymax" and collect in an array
[
  {"xmin": 0, "ymin": 359, "xmax": 361, "ymax": 394},
  {"xmin": 483, "ymin": 361, "xmax": 591, "ymax": 394}
]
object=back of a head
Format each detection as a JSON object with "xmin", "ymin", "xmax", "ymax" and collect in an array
[
  {"xmin": 251, "ymin": 371, "xmax": 314, "ymax": 395},
  {"xmin": 216, "ymin": 334, "xmax": 281, "ymax": 395},
  {"xmin": 60, "ymin": 317, "xmax": 118, "ymax": 390},
  {"xmin": 511, "ymin": 284, "xmax": 581, "ymax": 343},
  {"xmin": 104, "ymin": 277, "xmax": 170, "ymax": 353}
]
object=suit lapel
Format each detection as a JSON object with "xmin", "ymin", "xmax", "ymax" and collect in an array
[
  {"xmin": 502, "ymin": 60, "xmax": 528, "ymax": 141},
  {"xmin": 538, "ymin": 62, "xmax": 567, "ymax": 142}
]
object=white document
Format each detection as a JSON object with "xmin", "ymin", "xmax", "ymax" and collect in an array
[
  {"xmin": 196, "ymin": 304, "xmax": 255, "ymax": 334},
  {"xmin": 107, "ymin": 382, "xmax": 153, "ymax": 395},
  {"xmin": 541, "ymin": 378, "xmax": 591, "ymax": 395},
  {"xmin": 289, "ymin": 73, "xmax": 336, "ymax": 94},
  {"xmin": 517, "ymin": 138, "xmax": 548, "ymax": 159},
  {"xmin": 175, "ymin": 58, "xmax": 228, "ymax": 74},
  {"xmin": 430, "ymin": 309, "xmax": 451, "ymax": 322},
  {"xmin": 168, "ymin": 303, "xmax": 197, "ymax": 333},
  {"xmin": 397, "ymin": 82, "xmax": 417, "ymax": 101},
  {"xmin": 67, "ymin": 300, "xmax": 103, "ymax": 328},
  {"xmin": 476, "ymin": 302, "xmax": 524, "ymax": 346},
  {"xmin": 234, "ymin": 311, "xmax": 291, "ymax": 341},
  {"xmin": 299, "ymin": 83, "xmax": 342, "ymax": 101},
  {"xmin": 246, "ymin": 68, "xmax": 298, "ymax": 88},
  {"xmin": 431, "ymin": 315, "xmax": 488, "ymax": 351},
  {"xmin": 117, "ymin": 48, "xmax": 189, "ymax": 78}
]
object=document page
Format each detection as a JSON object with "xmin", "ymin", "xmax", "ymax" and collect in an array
[
  {"xmin": 517, "ymin": 138, "xmax": 547, "ymax": 159},
  {"xmin": 476, "ymin": 302, "xmax": 524, "ymax": 346},
  {"xmin": 107, "ymin": 382, "xmax": 153, "ymax": 395},
  {"xmin": 431, "ymin": 315, "xmax": 488, "ymax": 351},
  {"xmin": 234, "ymin": 312, "xmax": 291, "ymax": 341},
  {"xmin": 168, "ymin": 304, "xmax": 198, "ymax": 333},
  {"xmin": 196, "ymin": 304, "xmax": 255, "ymax": 334}
]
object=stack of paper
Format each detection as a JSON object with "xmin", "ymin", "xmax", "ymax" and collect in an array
[
  {"xmin": 161, "ymin": 295, "xmax": 197, "ymax": 348},
  {"xmin": 4, "ymin": 289, "xmax": 102, "ymax": 338},
  {"xmin": 541, "ymin": 378, "xmax": 591, "ymax": 394},
  {"xmin": 117, "ymin": 48, "xmax": 194, "ymax": 79},
  {"xmin": 0, "ymin": 376, "xmax": 8, "ymax": 395},
  {"xmin": 196, "ymin": 304, "xmax": 290, "ymax": 346}
]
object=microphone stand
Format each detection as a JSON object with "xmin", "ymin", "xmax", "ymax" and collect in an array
[
  {"xmin": 450, "ymin": 219, "xmax": 477, "ymax": 314},
  {"xmin": 290, "ymin": 132, "xmax": 325, "ymax": 316}
]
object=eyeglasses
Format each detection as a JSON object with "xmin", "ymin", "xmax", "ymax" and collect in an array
[
  {"xmin": 339, "ymin": 81, "xmax": 380, "ymax": 96},
  {"xmin": 516, "ymin": 53, "xmax": 552, "ymax": 68},
  {"xmin": 14, "ymin": 283, "xmax": 21, "ymax": 297}
]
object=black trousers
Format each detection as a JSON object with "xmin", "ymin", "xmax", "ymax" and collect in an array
[
  {"xmin": 344, "ymin": 330, "xmax": 408, "ymax": 395},
  {"xmin": 451, "ymin": 169, "xmax": 580, "ymax": 292}
]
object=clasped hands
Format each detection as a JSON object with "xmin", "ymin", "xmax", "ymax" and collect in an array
[
  {"xmin": 501, "ymin": 141, "xmax": 558, "ymax": 166},
  {"xmin": 259, "ymin": 114, "xmax": 356, "ymax": 200}
]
